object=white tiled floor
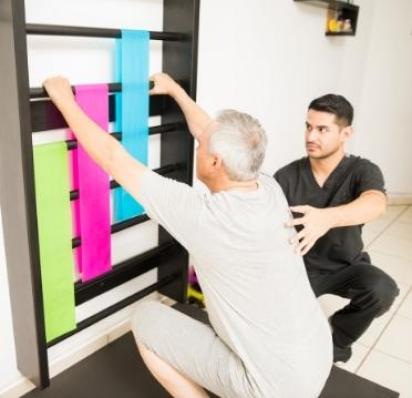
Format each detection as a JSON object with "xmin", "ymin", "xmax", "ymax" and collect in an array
[{"xmin": 319, "ymin": 205, "xmax": 412, "ymax": 397}]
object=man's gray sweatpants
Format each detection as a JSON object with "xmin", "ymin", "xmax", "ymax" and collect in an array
[{"xmin": 131, "ymin": 301, "xmax": 257, "ymax": 398}]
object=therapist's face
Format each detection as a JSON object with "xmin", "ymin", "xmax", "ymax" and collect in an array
[{"xmin": 304, "ymin": 109, "xmax": 352, "ymax": 159}]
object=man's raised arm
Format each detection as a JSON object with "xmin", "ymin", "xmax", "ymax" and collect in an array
[
  {"xmin": 150, "ymin": 73, "xmax": 214, "ymax": 140},
  {"xmin": 43, "ymin": 76, "xmax": 147, "ymax": 201}
]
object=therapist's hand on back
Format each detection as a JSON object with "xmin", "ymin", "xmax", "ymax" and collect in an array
[{"xmin": 286, "ymin": 205, "xmax": 334, "ymax": 256}]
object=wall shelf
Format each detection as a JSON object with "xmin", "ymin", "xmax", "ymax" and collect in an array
[
  {"xmin": 325, "ymin": 31, "xmax": 355, "ymax": 36},
  {"xmin": 294, "ymin": 0, "xmax": 360, "ymax": 36}
]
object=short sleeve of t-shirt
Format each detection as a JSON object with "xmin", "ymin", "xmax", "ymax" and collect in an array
[
  {"xmin": 353, "ymin": 159, "xmax": 386, "ymax": 197},
  {"xmin": 138, "ymin": 170, "xmax": 204, "ymax": 250},
  {"xmin": 273, "ymin": 169, "xmax": 287, "ymax": 191},
  {"xmin": 273, "ymin": 160, "xmax": 302, "ymax": 201}
]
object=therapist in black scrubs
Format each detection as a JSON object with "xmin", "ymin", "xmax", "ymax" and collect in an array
[{"xmin": 274, "ymin": 94, "xmax": 399, "ymax": 363}]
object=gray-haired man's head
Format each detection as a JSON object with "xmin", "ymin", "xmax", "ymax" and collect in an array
[{"xmin": 196, "ymin": 109, "xmax": 267, "ymax": 188}]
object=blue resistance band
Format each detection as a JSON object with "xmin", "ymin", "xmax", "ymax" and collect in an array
[{"xmin": 114, "ymin": 30, "xmax": 149, "ymax": 222}]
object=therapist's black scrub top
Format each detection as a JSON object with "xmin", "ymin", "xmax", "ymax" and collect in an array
[{"xmin": 274, "ymin": 155, "xmax": 386, "ymax": 274}]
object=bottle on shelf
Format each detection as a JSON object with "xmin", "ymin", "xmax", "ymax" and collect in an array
[{"xmin": 343, "ymin": 19, "xmax": 352, "ymax": 32}]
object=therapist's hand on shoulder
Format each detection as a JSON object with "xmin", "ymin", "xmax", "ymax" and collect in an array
[{"xmin": 286, "ymin": 205, "xmax": 334, "ymax": 256}]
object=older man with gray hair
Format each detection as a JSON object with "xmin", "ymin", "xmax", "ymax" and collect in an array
[{"xmin": 43, "ymin": 74, "xmax": 332, "ymax": 398}]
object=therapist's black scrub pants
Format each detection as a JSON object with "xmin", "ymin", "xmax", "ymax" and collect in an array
[{"xmin": 308, "ymin": 257, "xmax": 399, "ymax": 349}]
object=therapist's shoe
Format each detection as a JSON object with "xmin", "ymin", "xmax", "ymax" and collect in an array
[{"xmin": 333, "ymin": 344, "xmax": 352, "ymax": 363}]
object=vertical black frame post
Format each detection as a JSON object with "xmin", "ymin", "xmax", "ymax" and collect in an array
[
  {"xmin": 158, "ymin": 0, "xmax": 200, "ymax": 301},
  {"xmin": 0, "ymin": 0, "xmax": 50, "ymax": 389}
]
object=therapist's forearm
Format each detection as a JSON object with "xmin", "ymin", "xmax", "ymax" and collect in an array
[{"xmin": 326, "ymin": 192, "xmax": 387, "ymax": 228}]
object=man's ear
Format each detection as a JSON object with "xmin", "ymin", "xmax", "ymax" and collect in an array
[
  {"xmin": 341, "ymin": 125, "xmax": 353, "ymax": 142},
  {"xmin": 211, "ymin": 154, "xmax": 223, "ymax": 172}
]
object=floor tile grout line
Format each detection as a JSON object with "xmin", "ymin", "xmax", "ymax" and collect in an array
[
  {"xmin": 395, "ymin": 312, "xmax": 412, "ymax": 322},
  {"xmin": 353, "ymin": 346, "xmax": 412, "ymax": 382},
  {"xmin": 367, "ymin": 247, "xmax": 412, "ymax": 266},
  {"xmin": 373, "ymin": 346, "xmax": 412, "ymax": 366},
  {"xmin": 354, "ymin": 285, "xmax": 412, "ymax": 374},
  {"xmin": 365, "ymin": 206, "xmax": 410, "ymax": 250}
]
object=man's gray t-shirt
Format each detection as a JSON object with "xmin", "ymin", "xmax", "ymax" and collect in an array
[{"xmin": 138, "ymin": 170, "xmax": 332, "ymax": 397}]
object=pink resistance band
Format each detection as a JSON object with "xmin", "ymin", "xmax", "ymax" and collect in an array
[{"xmin": 69, "ymin": 84, "xmax": 111, "ymax": 282}]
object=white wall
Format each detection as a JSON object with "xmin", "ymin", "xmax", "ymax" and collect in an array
[
  {"xmin": 1, "ymin": 0, "xmax": 412, "ymax": 394},
  {"xmin": 354, "ymin": 0, "xmax": 412, "ymax": 194},
  {"xmin": 197, "ymin": 0, "xmax": 412, "ymax": 194}
]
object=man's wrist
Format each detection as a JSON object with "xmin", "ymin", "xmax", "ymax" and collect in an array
[
  {"xmin": 59, "ymin": 98, "xmax": 81, "ymax": 119},
  {"xmin": 169, "ymin": 82, "xmax": 185, "ymax": 99}
]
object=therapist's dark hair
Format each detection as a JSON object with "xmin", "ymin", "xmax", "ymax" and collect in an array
[{"xmin": 308, "ymin": 94, "xmax": 354, "ymax": 127}]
